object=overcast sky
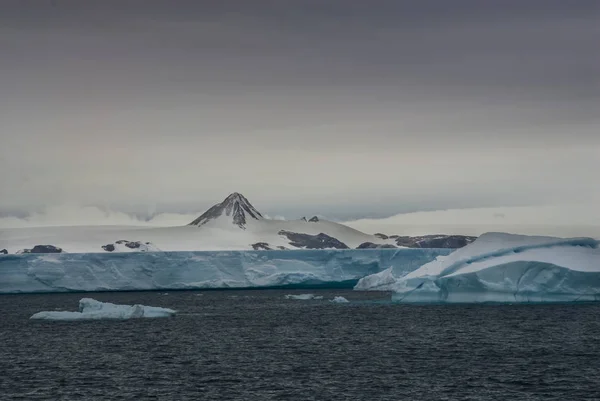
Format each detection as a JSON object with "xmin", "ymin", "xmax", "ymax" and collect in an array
[{"xmin": 1, "ymin": 0, "xmax": 598, "ymax": 225}]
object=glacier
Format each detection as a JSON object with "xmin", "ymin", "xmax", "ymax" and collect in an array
[
  {"xmin": 30, "ymin": 298, "xmax": 176, "ymax": 320},
  {"xmin": 355, "ymin": 233, "xmax": 600, "ymax": 303},
  {"xmin": 0, "ymin": 248, "xmax": 452, "ymax": 294}
]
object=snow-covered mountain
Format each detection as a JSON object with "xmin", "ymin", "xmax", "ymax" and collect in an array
[{"xmin": 0, "ymin": 192, "xmax": 476, "ymax": 254}]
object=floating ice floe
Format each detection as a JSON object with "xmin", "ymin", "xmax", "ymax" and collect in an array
[
  {"xmin": 331, "ymin": 296, "xmax": 350, "ymax": 303},
  {"xmin": 30, "ymin": 298, "xmax": 176, "ymax": 320},
  {"xmin": 284, "ymin": 294, "xmax": 324, "ymax": 300}
]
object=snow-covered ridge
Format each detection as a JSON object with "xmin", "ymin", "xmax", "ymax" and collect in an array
[
  {"xmin": 30, "ymin": 298, "xmax": 176, "ymax": 320},
  {"xmin": 0, "ymin": 248, "xmax": 452, "ymax": 294},
  {"xmin": 427, "ymin": 234, "xmax": 598, "ymax": 278},
  {"xmin": 0, "ymin": 192, "xmax": 477, "ymax": 253},
  {"xmin": 356, "ymin": 233, "xmax": 600, "ymax": 303}
]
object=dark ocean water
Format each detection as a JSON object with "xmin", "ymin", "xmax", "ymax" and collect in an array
[{"xmin": 1, "ymin": 290, "xmax": 599, "ymax": 400}]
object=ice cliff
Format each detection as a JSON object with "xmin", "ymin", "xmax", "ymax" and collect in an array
[
  {"xmin": 355, "ymin": 233, "xmax": 600, "ymax": 303},
  {"xmin": 0, "ymin": 248, "xmax": 452, "ymax": 294}
]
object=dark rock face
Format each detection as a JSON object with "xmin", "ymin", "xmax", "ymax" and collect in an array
[
  {"xmin": 356, "ymin": 242, "xmax": 397, "ymax": 249},
  {"xmin": 278, "ymin": 230, "xmax": 349, "ymax": 249},
  {"xmin": 112, "ymin": 240, "xmax": 141, "ymax": 248},
  {"xmin": 300, "ymin": 217, "xmax": 308, "ymax": 222},
  {"xmin": 0, "ymin": 249, "xmax": 7, "ymax": 255},
  {"xmin": 251, "ymin": 242, "xmax": 272, "ymax": 251},
  {"xmin": 374, "ymin": 233, "xmax": 389, "ymax": 240},
  {"xmin": 103, "ymin": 240, "xmax": 152, "ymax": 252},
  {"xmin": 356, "ymin": 242, "xmax": 379, "ymax": 249},
  {"xmin": 395, "ymin": 235, "xmax": 477, "ymax": 249},
  {"xmin": 308, "ymin": 216, "xmax": 319, "ymax": 222},
  {"xmin": 102, "ymin": 244, "xmax": 116, "ymax": 252},
  {"xmin": 189, "ymin": 192, "xmax": 263, "ymax": 229},
  {"xmin": 22, "ymin": 245, "xmax": 63, "ymax": 254}
]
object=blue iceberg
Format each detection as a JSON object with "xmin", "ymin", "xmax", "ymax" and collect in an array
[{"xmin": 356, "ymin": 233, "xmax": 600, "ymax": 303}]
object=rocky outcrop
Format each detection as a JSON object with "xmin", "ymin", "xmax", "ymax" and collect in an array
[
  {"xmin": 252, "ymin": 242, "xmax": 272, "ymax": 251},
  {"xmin": 308, "ymin": 216, "xmax": 320, "ymax": 222},
  {"xmin": 102, "ymin": 240, "xmax": 159, "ymax": 252},
  {"xmin": 278, "ymin": 230, "xmax": 349, "ymax": 249},
  {"xmin": 19, "ymin": 245, "xmax": 63, "ymax": 254},
  {"xmin": 102, "ymin": 244, "xmax": 116, "ymax": 252},
  {"xmin": 0, "ymin": 249, "xmax": 7, "ymax": 255},
  {"xmin": 356, "ymin": 242, "xmax": 397, "ymax": 249},
  {"xmin": 394, "ymin": 235, "xmax": 477, "ymax": 249},
  {"xmin": 124, "ymin": 241, "xmax": 142, "ymax": 249}
]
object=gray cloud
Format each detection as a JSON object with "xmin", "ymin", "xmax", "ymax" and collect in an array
[{"xmin": 0, "ymin": 0, "xmax": 598, "ymax": 221}]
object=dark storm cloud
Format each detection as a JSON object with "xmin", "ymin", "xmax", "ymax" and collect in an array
[{"xmin": 0, "ymin": 0, "xmax": 598, "ymax": 222}]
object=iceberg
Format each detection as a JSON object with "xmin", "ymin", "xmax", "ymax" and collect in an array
[
  {"xmin": 0, "ymin": 248, "xmax": 452, "ymax": 294},
  {"xmin": 30, "ymin": 298, "xmax": 176, "ymax": 320},
  {"xmin": 355, "ymin": 233, "xmax": 600, "ymax": 303},
  {"xmin": 331, "ymin": 296, "xmax": 349, "ymax": 303}
]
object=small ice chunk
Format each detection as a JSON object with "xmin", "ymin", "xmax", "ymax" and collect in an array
[
  {"xmin": 30, "ymin": 298, "xmax": 176, "ymax": 321},
  {"xmin": 284, "ymin": 294, "xmax": 323, "ymax": 300},
  {"xmin": 331, "ymin": 296, "xmax": 349, "ymax": 303}
]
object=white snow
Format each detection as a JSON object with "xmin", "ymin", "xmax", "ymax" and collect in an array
[
  {"xmin": 0, "ymin": 218, "xmax": 393, "ymax": 254},
  {"xmin": 0, "ymin": 193, "xmax": 402, "ymax": 254},
  {"xmin": 30, "ymin": 298, "xmax": 176, "ymax": 320},
  {"xmin": 330, "ymin": 296, "xmax": 349, "ymax": 303},
  {"xmin": 355, "ymin": 232, "xmax": 600, "ymax": 303},
  {"xmin": 0, "ymin": 248, "xmax": 451, "ymax": 294},
  {"xmin": 285, "ymin": 294, "xmax": 323, "ymax": 300}
]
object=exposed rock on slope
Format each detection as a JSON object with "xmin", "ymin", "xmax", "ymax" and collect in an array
[
  {"xmin": 392, "ymin": 235, "xmax": 477, "ymax": 248},
  {"xmin": 278, "ymin": 230, "xmax": 349, "ymax": 249},
  {"xmin": 101, "ymin": 240, "xmax": 160, "ymax": 252},
  {"xmin": 188, "ymin": 192, "xmax": 263, "ymax": 229},
  {"xmin": 17, "ymin": 245, "xmax": 63, "ymax": 254},
  {"xmin": 356, "ymin": 242, "xmax": 397, "ymax": 249},
  {"xmin": 251, "ymin": 242, "xmax": 272, "ymax": 250}
]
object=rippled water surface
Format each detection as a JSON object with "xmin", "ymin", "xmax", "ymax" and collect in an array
[{"xmin": 1, "ymin": 290, "xmax": 600, "ymax": 400}]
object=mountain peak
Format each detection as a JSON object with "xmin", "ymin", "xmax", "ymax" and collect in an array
[
  {"xmin": 223, "ymin": 192, "xmax": 245, "ymax": 203},
  {"xmin": 188, "ymin": 192, "xmax": 263, "ymax": 229}
]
